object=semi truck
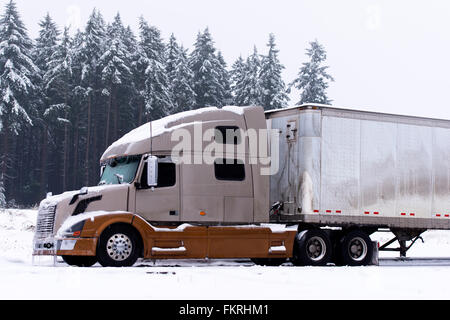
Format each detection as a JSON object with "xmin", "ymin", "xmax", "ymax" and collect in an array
[{"xmin": 33, "ymin": 104, "xmax": 450, "ymax": 267}]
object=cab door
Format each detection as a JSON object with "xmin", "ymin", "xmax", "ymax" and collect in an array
[{"xmin": 135, "ymin": 156, "xmax": 180, "ymax": 222}]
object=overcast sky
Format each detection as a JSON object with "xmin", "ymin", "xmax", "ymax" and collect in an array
[{"xmin": 3, "ymin": 0, "xmax": 450, "ymax": 120}]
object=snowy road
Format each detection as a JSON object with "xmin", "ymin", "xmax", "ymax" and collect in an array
[{"xmin": 2, "ymin": 208, "xmax": 450, "ymax": 300}]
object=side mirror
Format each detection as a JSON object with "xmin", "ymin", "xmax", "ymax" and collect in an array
[
  {"xmin": 147, "ymin": 156, "xmax": 158, "ymax": 187},
  {"xmin": 100, "ymin": 165, "xmax": 105, "ymax": 177}
]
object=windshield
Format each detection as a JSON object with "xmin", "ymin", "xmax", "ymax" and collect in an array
[{"xmin": 99, "ymin": 155, "xmax": 141, "ymax": 185}]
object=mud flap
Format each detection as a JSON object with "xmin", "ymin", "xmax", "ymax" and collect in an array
[{"xmin": 370, "ymin": 241, "xmax": 379, "ymax": 266}]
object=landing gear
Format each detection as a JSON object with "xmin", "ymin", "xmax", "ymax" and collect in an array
[{"xmin": 378, "ymin": 229, "xmax": 425, "ymax": 258}]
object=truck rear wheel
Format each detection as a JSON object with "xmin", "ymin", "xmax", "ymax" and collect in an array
[
  {"xmin": 338, "ymin": 230, "xmax": 373, "ymax": 266},
  {"xmin": 62, "ymin": 255, "xmax": 97, "ymax": 267},
  {"xmin": 291, "ymin": 229, "xmax": 332, "ymax": 266},
  {"xmin": 96, "ymin": 224, "xmax": 141, "ymax": 267}
]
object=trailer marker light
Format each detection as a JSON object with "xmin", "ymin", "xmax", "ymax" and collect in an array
[
  {"xmin": 374, "ymin": 212, "xmax": 380, "ymax": 215},
  {"xmin": 200, "ymin": 211, "xmax": 207, "ymax": 216},
  {"xmin": 401, "ymin": 213, "xmax": 406, "ymax": 216},
  {"xmin": 336, "ymin": 210, "xmax": 342, "ymax": 214},
  {"xmin": 364, "ymin": 212, "xmax": 370, "ymax": 215},
  {"xmin": 72, "ymin": 231, "xmax": 81, "ymax": 237},
  {"xmin": 436, "ymin": 214, "xmax": 441, "ymax": 217},
  {"xmin": 326, "ymin": 210, "xmax": 332, "ymax": 213},
  {"xmin": 446, "ymin": 215, "xmax": 449, "ymax": 218},
  {"xmin": 410, "ymin": 213, "xmax": 415, "ymax": 217},
  {"xmin": 314, "ymin": 210, "xmax": 319, "ymax": 213}
]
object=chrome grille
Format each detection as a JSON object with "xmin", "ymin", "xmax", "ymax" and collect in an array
[{"xmin": 35, "ymin": 205, "xmax": 56, "ymax": 238}]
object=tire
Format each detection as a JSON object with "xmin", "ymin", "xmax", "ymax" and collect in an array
[
  {"xmin": 62, "ymin": 255, "xmax": 97, "ymax": 267},
  {"xmin": 96, "ymin": 224, "xmax": 141, "ymax": 267},
  {"xmin": 251, "ymin": 258, "xmax": 286, "ymax": 266},
  {"xmin": 338, "ymin": 230, "xmax": 373, "ymax": 266},
  {"xmin": 291, "ymin": 229, "xmax": 332, "ymax": 266}
]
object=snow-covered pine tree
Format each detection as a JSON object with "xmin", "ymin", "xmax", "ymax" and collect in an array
[
  {"xmin": 260, "ymin": 34, "xmax": 289, "ymax": 110},
  {"xmin": 44, "ymin": 27, "xmax": 76, "ymax": 192},
  {"xmin": 216, "ymin": 51, "xmax": 232, "ymax": 106},
  {"xmin": 166, "ymin": 34, "xmax": 179, "ymax": 78},
  {"xmin": 75, "ymin": 9, "xmax": 107, "ymax": 186},
  {"xmin": 99, "ymin": 13, "xmax": 132, "ymax": 146},
  {"xmin": 232, "ymin": 46, "xmax": 263, "ymax": 106},
  {"xmin": 137, "ymin": 17, "xmax": 173, "ymax": 121},
  {"xmin": 289, "ymin": 40, "xmax": 334, "ymax": 105},
  {"xmin": 230, "ymin": 56, "xmax": 246, "ymax": 105},
  {"xmin": 34, "ymin": 13, "xmax": 62, "ymax": 198},
  {"xmin": 166, "ymin": 34, "xmax": 196, "ymax": 113},
  {"xmin": 189, "ymin": 28, "xmax": 225, "ymax": 109},
  {"xmin": 0, "ymin": 0, "xmax": 39, "ymax": 198}
]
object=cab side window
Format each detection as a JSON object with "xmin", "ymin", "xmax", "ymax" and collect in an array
[
  {"xmin": 215, "ymin": 126, "xmax": 241, "ymax": 145},
  {"xmin": 141, "ymin": 160, "xmax": 176, "ymax": 188},
  {"xmin": 214, "ymin": 159, "xmax": 245, "ymax": 181}
]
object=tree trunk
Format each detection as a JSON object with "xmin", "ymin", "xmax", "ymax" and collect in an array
[
  {"xmin": 1, "ymin": 122, "xmax": 9, "ymax": 200},
  {"xmin": 73, "ymin": 112, "xmax": 79, "ymax": 189},
  {"xmin": 40, "ymin": 125, "xmax": 48, "ymax": 199},
  {"xmin": 113, "ymin": 86, "xmax": 118, "ymax": 141},
  {"xmin": 105, "ymin": 89, "xmax": 112, "ymax": 149},
  {"xmin": 85, "ymin": 93, "xmax": 91, "ymax": 186}
]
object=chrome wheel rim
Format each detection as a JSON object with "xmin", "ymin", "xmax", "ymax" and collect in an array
[
  {"xmin": 348, "ymin": 237, "xmax": 368, "ymax": 262},
  {"xmin": 106, "ymin": 233, "xmax": 133, "ymax": 261},
  {"xmin": 306, "ymin": 236, "xmax": 326, "ymax": 261}
]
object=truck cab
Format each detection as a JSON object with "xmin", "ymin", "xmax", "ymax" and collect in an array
[{"xmin": 33, "ymin": 106, "xmax": 294, "ymax": 267}]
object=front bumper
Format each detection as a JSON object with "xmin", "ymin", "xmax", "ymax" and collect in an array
[{"xmin": 33, "ymin": 237, "xmax": 98, "ymax": 257}]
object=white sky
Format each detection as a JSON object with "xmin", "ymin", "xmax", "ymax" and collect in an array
[{"xmin": 3, "ymin": 0, "xmax": 450, "ymax": 120}]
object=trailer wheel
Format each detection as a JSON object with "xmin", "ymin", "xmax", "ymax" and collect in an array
[
  {"xmin": 291, "ymin": 229, "xmax": 332, "ymax": 266},
  {"xmin": 96, "ymin": 224, "xmax": 141, "ymax": 267},
  {"xmin": 338, "ymin": 230, "xmax": 373, "ymax": 266},
  {"xmin": 62, "ymin": 255, "xmax": 97, "ymax": 267},
  {"xmin": 251, "ymin": 258, "xmax": 286, "ymax": 266}
]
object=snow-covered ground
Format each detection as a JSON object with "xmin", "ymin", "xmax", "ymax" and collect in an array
[{"xmin": 2, "ymin": 208, "xmax": 450, "ymax": 300}]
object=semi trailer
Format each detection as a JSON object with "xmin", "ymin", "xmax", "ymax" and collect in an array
[{"xmin": 33, "ymin": 104, "xmax": 450, "ymax": 267}]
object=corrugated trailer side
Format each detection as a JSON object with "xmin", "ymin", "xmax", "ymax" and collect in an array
[{"xmin": 267, "ymin": 105, "xmax": 450, "ymax": 259}]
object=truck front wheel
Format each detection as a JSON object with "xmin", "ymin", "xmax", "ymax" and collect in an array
[
  {"xmin": 338, "ymin": 230, "xmax": 373, "ymax": 266},
  {"xmin": 291, "ymin": 229, "xmax": 332, "ymax": 266},
  {"xmin": 96, "ymin": 224, "xmax": 141, "ymax": 267}
]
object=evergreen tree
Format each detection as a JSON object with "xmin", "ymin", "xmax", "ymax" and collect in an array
[
  {"xmin": 260, "ymin": 34, "xmax": 289, "ymax": 110},
  {"xmin": 189, "ymin": 28, "xmax": 225, "ymax": 108},
  {"xmin": 232, "ymin": 46, "xmax": 263, "ymax": 106},
  {"xmin": 44, "ymin": 27, "xmax": 75, "ymax": 192},
  {"xmin": 75, "ymin": 9, "xmax": 107, "ymax": 186},
  {"xmin": 230, "ymin": 55, "xmax": 245, "ymax": 105},
  {"xmin": 216, "ymin": 51, "xmax": 232, "ymax": 106},
  {"xmin": 99, "ymin": 13, "xmax": 132, "ymax": 146},
  {"xmin": 34, "ymin": 13, "xmax": 62, "ymax": 198},
  {"xmin": 166, "ymin": 34, "xmax": 179, "ymax": 78},
  {"xmin": 289, "ymin": 40, "xmax": 334, "ymax": 105},
  {"xmin": 0, "ymin": 0, "xmax": 39, "ymax": 201},
  {"xmin": 166, "ymin": 34, "xmax": 196, "ymax": 113},
  {"xmin": 137, "ymin": 17, "xmax": 173, "ymax": 121}
]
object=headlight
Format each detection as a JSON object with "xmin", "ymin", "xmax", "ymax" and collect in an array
[{"xmin": 60, "ymin": 221, "xmax": 86, "ymax": 238}]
